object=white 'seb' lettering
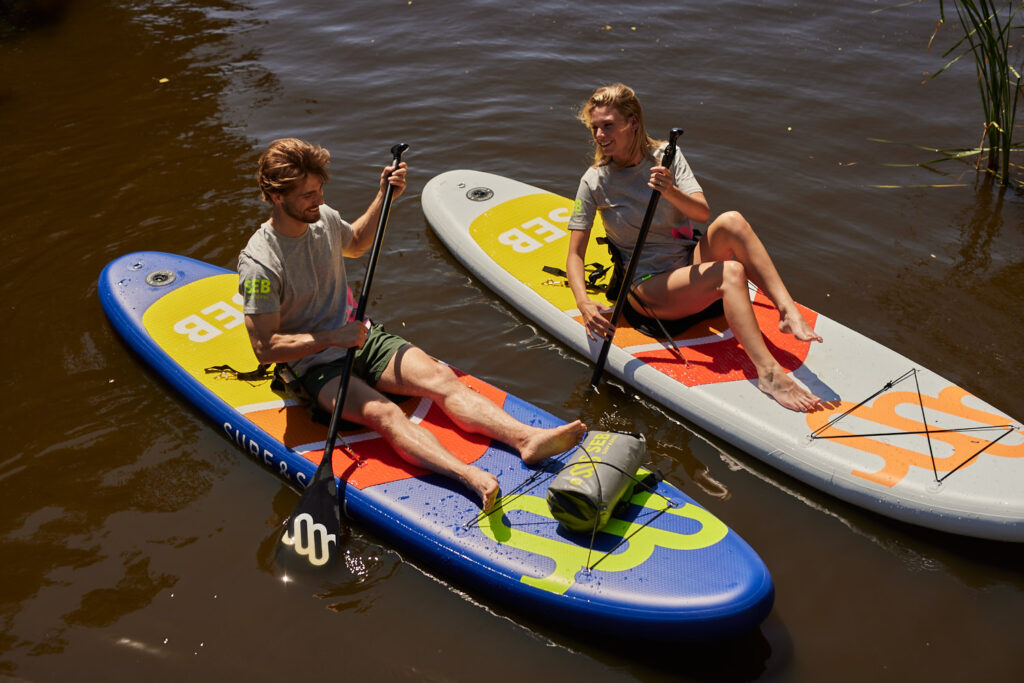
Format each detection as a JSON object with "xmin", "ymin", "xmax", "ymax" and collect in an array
[
  {"xmin": 173, "ymin": 300, "xmax": 244, "ymax": 342},
  {"xmin": 281, "ymin": 513, "xmax": 336, "ymax": 567},
  {"xmin": 496, "ymin": 209, "xmax": 570, "ymax": 254}
]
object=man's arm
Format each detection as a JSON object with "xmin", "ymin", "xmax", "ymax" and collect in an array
[
  {"xmin": 244, "ymin": 310, "xmax": 367, "ymax": 364},
  {"xmin": 344, "ymin": 161, "xmax": 408, "ymax": 257}
]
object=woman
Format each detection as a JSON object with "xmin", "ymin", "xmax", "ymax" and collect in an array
[{"xmin": 566, "ymin": 83, "xmax": 822, "ymax": 413}]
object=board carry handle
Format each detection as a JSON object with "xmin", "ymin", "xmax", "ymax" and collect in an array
[
  {"xmin": 590, "ymin": 128, "xmax": 683, "ymax": 388},
  {"xmin": 275, "ymin": 142, "xmax": 409, "ymax": 571}
]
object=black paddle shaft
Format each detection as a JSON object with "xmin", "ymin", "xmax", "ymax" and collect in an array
[
  {"xmin": 322, "ymin": 142, "xmax": 409, "ymax": 442},
  {"xmin": 276, "ymin": 142, "xmax": 408, "ymax": 571},
  {"xmin": 590, "ymin": 128, "xmax": 683, "ymax": 388}
]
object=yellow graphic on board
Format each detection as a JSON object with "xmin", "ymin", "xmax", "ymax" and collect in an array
[
  {"xmin": 470, "ymin": 193, "xmax": 613, "ymax": 312},
  {"xmin": 479, "ymin": 488, "xmax": 728, "ymax": 595},
  {"xmin": 142, "ymin": 273, "xmax": 275, "ymax": 408}
]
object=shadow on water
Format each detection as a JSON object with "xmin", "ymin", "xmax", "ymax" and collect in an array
[
  {"xmin": 586, "ymin": 625, "xmax": 781, "ymax": 683},
  {"xmin": 0, "ymin": 0, "xmax": 73, "ymax": 34},
  {"xmin": 437, "ymin": 584, "xmax": 783, "ymax": 683},
  {"xmin": 710, "ymin": 428, "xmax": 1024, "ymax": 587}
]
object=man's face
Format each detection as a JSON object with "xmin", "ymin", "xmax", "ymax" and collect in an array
[{"xmin": 276, "ymin": 173, "xmax": 325, "ymax": 223}]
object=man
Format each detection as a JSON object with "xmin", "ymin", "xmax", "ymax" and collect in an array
[{"xmin": 238, "ymin": 138, "xmax": 585, "ymax": 511}]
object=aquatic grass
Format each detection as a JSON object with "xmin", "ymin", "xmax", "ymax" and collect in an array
[
  {"xmin": 868, "ymin": 137, "xmax": 978, "ymax": 187},
  {"xmin": 927, "ymin": 0, "xmax": 1024, "ymax": 187}
]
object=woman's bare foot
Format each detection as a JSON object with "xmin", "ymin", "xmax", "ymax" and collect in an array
[
  {"xmin": 462, "ymin": 466, "xmax": 500, "ymax": 511},
  {"xmin": 520, "ymin": 420, "xmax": 587, "ymax": 465},
  {"xmin": 779, "ymin": 307, "xmax": 823, "ymax": 343},
  {"xmin": 758, "ymin": 367, "xmax": 820, "ymax": 412}
]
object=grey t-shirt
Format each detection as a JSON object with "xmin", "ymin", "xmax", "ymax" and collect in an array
[
  {"xmin": 237, "ymin": 205, "xmax": 354, "ymax": 376},
  {"xmin": 568, "ymin": 146, "xmax": 704, "ymax": 278}
]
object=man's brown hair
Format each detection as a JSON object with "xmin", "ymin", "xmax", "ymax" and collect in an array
[{"xmin": 256, "ymin": 138, "xmax": 330, "ymax": 201}]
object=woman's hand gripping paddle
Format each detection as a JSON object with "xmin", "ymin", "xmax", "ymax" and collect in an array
[
  {"xmin": 275, "ymin": 143, "xmax": 410, "ymax": 572},
  {"xmin": 589, "ymin": 128, "xmax": 683, "ymax": 388}
]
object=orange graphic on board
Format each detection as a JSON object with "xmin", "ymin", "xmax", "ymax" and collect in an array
[
  {"xmin": 576, "ymin": 288, "xmax": 817, "ymax": 387},
  {"xmin": 806, "ymin": 385, "xmax": 1023, "ymax": 488},
  {"xmin": 244, "ymin": 373, "xmax": 505, "ymax": 490}
]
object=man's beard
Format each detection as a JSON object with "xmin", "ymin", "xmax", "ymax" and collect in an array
[{"xmin": 284, "ymin": 201, "xmax": 321, "ymax": 224}]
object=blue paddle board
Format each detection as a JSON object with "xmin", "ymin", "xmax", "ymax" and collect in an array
[{"xmin": 98, "ymin": 250, "xmax": 774, "ymax": 640}]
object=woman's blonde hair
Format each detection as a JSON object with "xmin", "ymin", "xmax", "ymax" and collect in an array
[
  {"xmin": 577, "ymin": 83, "xmax": 660, "ymax": 167},
  {"xmin": 256, "ymin": 138, "xmax": 330, "ymax": 201}
]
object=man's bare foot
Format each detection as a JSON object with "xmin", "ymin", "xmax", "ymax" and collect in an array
[
  {"xmin": 779, "ymin": 308, "xmax": 823, "ymax": 343},
  {"xmin": 520, "ymin": 420, "xmax": 587, "ymax": 465},
  {"xmin": 758, "ymin": 368, "xmax": 820, "ymax": 412},
  {"xmin": 462, "ymin": 466, "xmax": 500, "ymax": 512}
]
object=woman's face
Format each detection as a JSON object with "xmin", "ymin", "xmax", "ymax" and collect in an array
[{"xmin": 588, "ymin": 104, "xmax": 638, "ymax": 165}]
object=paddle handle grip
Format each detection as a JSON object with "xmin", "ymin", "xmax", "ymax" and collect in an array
[{"xmin": 590, "ymin": 128, "xmax": 683, "ymax": 388}]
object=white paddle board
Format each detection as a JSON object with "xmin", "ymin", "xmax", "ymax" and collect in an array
[{"xmin": 422, "ymin": 169, "xmax": 1024, "ymax": 542}]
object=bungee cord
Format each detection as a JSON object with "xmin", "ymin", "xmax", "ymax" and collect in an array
[
  {"xmin": 809, "ymin": 367, "xmax": 1015, "ymax": 483},
  {"xmin": 462, "ymin": 438, "xmax": 676, "ymax": 575}
]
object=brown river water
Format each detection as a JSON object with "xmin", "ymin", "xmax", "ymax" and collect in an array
[{"xmin": 2, "ymin": 1, "xmax": 1023, "ymax": 681}]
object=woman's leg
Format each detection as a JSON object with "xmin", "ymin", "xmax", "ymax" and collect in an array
[
  {"xmin": 695, "ymin": 211, "xmax": 821, "ymax": 343},
  {"xmin": 632, "ymin": 257, "xmax": 820, "ymax": 412}
]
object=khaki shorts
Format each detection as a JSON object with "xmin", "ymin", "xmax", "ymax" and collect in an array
[{"xmin": 299, "ymin": 322, "xmax": 410, "ymax": 402}]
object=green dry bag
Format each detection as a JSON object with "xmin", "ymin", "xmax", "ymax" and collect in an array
[{"xmin": 546, "ymin": 431, "xmax": 646, "ymax": 533}]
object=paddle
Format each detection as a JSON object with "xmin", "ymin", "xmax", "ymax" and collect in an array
[
  {"xmin": 275, "ymin": 142, "xmax": 410, "ymax": 571},
  {"xmin": 589, "ymin": 128, "xmax": 683, "ymax": 388}
]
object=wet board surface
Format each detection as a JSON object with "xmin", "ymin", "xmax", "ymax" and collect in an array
[
  {"xmin": 98, "ymin": 250, "xmax": 775, "ymax": 640},
  {"xmin": 422, "ymin": 169, "xmax": 1024, "ymax": 542}
]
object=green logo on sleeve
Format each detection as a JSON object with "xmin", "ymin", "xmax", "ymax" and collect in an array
[{"xmin": 242, "ymin": 277, "xmax": 271, "ymax": 300}]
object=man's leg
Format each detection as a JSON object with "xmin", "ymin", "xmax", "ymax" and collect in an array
[
  {"xmin": 316, "ymin": 373, "xmax": 499, "ymax": 511},
  {"xmin": 375, "ymin": 346, "xmax": 585, "ymax": 465}
]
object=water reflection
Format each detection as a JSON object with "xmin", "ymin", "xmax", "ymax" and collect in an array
[
  {"xmin": 953, "ymin": 178, "xmax": 1006, "ymax": 275},
  {"xmin": 0, "ymin": 0, "xmax": 279, "ymax": 672},
  {"xmin": 258, "ymin": 485, "xmax": 401, "ymax": 614}
]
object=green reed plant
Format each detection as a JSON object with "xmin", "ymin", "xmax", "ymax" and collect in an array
[{"xmin": 928, "ymin": 0, "xmax": 1023, "ymax": 187}]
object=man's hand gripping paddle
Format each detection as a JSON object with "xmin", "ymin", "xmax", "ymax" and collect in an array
[
  {"xmin": 275, "ymin": 143, "xmax": 409, "ymax": 572},
  {"xmin": 590, "ymin": 128, "xmax": 683, "ymax": 388}
]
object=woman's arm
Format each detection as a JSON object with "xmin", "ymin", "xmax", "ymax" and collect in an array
[
  {"xmin": 567, "ymin": 229, "xmax": 615, "ymax": 341},
  {"xmin": 649, "ymin": 165, "xmax": 711, "ymax": 223}
]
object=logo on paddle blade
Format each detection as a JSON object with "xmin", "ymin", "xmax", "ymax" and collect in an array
[{"xmin": 281, "ymin": 512, "xmax": 337, "ymax": 567}]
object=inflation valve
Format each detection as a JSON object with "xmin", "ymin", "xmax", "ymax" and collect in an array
[
  {"xmin": 145, "ymin": 269, "xmax": 176, "ymax": 287},
  {"xmin": 466, "ymin": 187, "xmax": 493, "ymax": 201}
]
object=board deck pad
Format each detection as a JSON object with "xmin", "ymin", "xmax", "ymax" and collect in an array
[
  {"xmin": 422, "ymin": 169, "xmax": 1024, "ymax": 542},
  {"xmin": 99, "ymin": 251, "xmax": 774, "ymax": 640}
]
